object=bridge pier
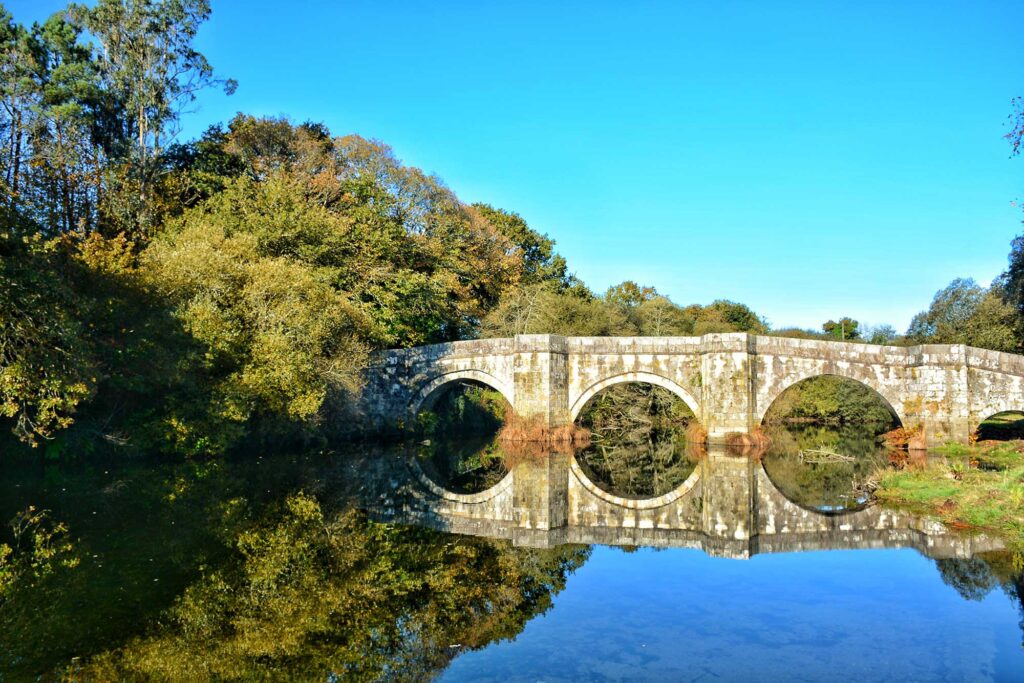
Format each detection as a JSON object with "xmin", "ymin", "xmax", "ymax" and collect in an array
[
  {"xmin": 700, "ymin": 334, "xmax": 757, "ymax": 443},
  {"xmin": 904, "ymin": 345, "xmax": 974, "ymax": 447},
  {"xmin": 511, "ymin": 334, "xmax": 570, "ymax": 427}
]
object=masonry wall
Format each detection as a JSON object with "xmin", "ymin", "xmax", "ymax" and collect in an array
[{"xmin": 363, "ymin": 333, "xmax": 1024, "ymax": 445}]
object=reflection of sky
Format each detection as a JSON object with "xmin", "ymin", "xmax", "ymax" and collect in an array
[{"xmin": 441, "ymin": 547, "xmax": 1022, "ymax": 681}]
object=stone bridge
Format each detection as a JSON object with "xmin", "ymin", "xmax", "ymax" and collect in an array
[
  {"xmin": 365, "ymin": 448, "xmax": 1002, "ymax": 560},
  {"xmin": 363, "ymin": 333, "xmax": 1024, "ymax": 446}
]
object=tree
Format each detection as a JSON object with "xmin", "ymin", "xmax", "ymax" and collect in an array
[
  {"xmin": 1008, "ymin": 96, "xmax": 1024, "ymax": 158},
  {"xmin": 471, "ymin": 203, "xmax": 569, "ymax": 287},
  {"xmin": 68, "ymin": 0, "xmax": 236, "ymax": 235},
  {"xmin": 481, "ymin": 283, "xmax": 634, "ymax": 338},
  {"xmin": 605, "ymin": 281, "xmax": 657, "ymax": 308},
  {"xmin": 822, "ymin": 317, "xmax": 860, "ymax": 341},
  {"xmin": 865, "ymin": 324, "xmax": 897, "ymax": 345},
  {"xmin": 693, "ymin": 300, "xmax": 767, "ymax": 335},
  {"xmin": 906, "ymin": 278, "xmax": 1020, "ymax": 352},
  {"xmin": 635, "ymin": 296, "xmax": 695, "ymax": 336},
  {"xmin": 0, "ymin": 230, "xmax": 96, "ymax": 445}
]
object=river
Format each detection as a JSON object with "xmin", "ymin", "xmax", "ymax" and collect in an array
[{"xmin": 1, "ymin": 424, "xmax": 1022, "ymax": 680}]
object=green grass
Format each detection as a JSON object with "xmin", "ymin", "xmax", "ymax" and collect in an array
[{"xmin": 875, "ymin": 443, "xmax": 1024, "ymax": 552}]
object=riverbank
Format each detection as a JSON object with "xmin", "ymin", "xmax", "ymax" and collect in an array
[{"xmin": 874, "ymin": 440, "xmax": 1024, "ymax": 552}]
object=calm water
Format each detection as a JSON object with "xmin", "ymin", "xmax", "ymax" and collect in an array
[{"xmin": 1, "ymin": 426, "xmax": 1022, "ymax": 681}]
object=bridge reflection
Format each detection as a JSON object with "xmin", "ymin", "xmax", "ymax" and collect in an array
[{"xmin": 361, "ymin": 444, "xmax": 1003, "ymax": 560}]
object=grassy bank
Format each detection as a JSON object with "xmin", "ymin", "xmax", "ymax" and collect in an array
[{"xmin": 874, "ymin": 440, "xmax": 1024, "ymax": 552}]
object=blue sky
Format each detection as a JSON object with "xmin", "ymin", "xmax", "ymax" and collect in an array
[{"xmin": 9, "ymin": 0, "xmax": 1023, "ymax": 331}]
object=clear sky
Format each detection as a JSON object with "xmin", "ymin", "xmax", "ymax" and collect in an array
[{"xmin": 8, "ymin": 0, "xmax": 1023, "ymax": 331}]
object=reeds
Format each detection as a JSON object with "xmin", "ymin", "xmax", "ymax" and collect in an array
[
  {"xmin": 496, "ymin": 413, "xmax": 592, "ymax": 447},
  {"xmin": 881, "ymin": 424, "xmax": 927, "ymax": 451},
  {"xmin": 724, "ymin": 426, "xmax": 772, "ymax": 450}
]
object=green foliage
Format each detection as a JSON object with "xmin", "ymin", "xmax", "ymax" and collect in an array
[
  {"xmin": 146, "ymin": 179, "xmax": 371, "ymax": 448},
  {"xmin": 472, "ymin": 203, "xmax": 569, "ymax": 287},
  {"xmin": 417, "ymin": 384, "xmax": 508, "ymax": 438},
  {"xmin": 0, "ymin": 506, "xmax": 79, "ymax": 602},
  {"xmin": 0, "ymin": 231, "xmax": 96, "ymax": 445},
  {"xmin": 763, "ymin": 375, "xmax": 898, "ymax": 426},
  {"xmin": 73, "ymin": 492, "xmax": 588, "ymax": 680},
  {"xmin": 481, "ymin": 283, "xmax": 634, "ymax": 337},
  {"xmin": 634, "ymin": 296, "xmax": 696, "ymax": 335},
  {"xmin": 692, "ymin": 299, "xmax": 767, "ymax": 335},
  {"xmin": 822, "ymin": 317, "xmax": 860, "ymax": 340},
  {"xmin": 68, "ymin": 0, "xmax": 236, "ymax": 235},
  {"xmin": 866, "ymin": 323, "xmax": 898, "ymax": 345},
  {"xmin": 605, "ymin": 281, "xmax": 658, "ymax": 308},
  {"xmin": 906, "ymin": 278, "xmax": 1022, "ymax": 352}
]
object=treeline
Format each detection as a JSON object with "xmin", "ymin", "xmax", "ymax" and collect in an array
[
  {"xmin": 0, "ymin": 1, "xmax": 581, "ymax": 455},
  {"xmin": 3, "ymin": 1, "xmax": 1024, "ymax": 455}
]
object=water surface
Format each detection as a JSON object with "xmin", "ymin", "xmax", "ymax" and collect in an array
[{"xmin": 1, "ymin": 426, "xmax": 1021, "ymax": 680}]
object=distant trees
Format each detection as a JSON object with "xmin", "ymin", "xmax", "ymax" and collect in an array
[
  {"xmin": 480, "ymin": 279, "xmax": 768, "ymax": 339},
  {"xmin": 0, "ymin": 0, "xmax": 234, "ymax": 239},
  {"xmin": 822, "ymin": 317, "xmax": 860, "ymax": 341},
  {"xmin": 906, "ymin": 278, "xmax": 1021, "ymax": 352}
]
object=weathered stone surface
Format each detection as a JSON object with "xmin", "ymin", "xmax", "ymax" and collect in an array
[{"xmin": 363, "ymin": 333, "xmax": 1024, "ymax": 446}]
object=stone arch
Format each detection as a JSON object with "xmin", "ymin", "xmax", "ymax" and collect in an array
[
  {"xmin": 569, "ymin": 371, "xmax": 701, "ymax": 423},
  {"xmin": 409, "ymin": 369, "xmax": 515, "ymax": 418},
  {"xmin": 756, "ymin": 370, "xmax": 905, "ymax": 427},
  {"xmin": 408, "ymin": 456, "xmax": 516, "ymax": 506},
  {"xmin": 568, "ymin": 456, "xmax": 702, "ymax": 510},
  {"xmin": 756, "ymin": 460, "xmax": 871, "ymax": 520}
]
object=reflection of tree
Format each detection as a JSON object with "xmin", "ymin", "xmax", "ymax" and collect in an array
[
  {"xmin": 934, "ymin": 553, "xmax": 1024, "ymax": 645},
  {"xmin": 762, "ymin": 424, "xmax": 888, "ymax": 511},
  {"xmin": 580, "ymin": 384, "xmax": 693, "ymax": 440},
  {"xmin": 936, "ymin": 557, "xmax": 1000, "ymax": 601},
  {"xmin": 575, "ymin": 384, "xmax": 697, "ymax": 499},
  {"xmin": 416, "ymin": 435, "xmax": 510, "ymax": 494},
  {"xmin": 73, "ymin": 493, "xmax": 589, "ymax": 680},
  {"xmin": 576, "ymin": 437, "xmax": 697, "ymax": 499}
]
